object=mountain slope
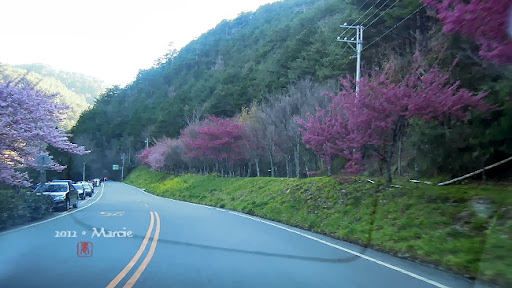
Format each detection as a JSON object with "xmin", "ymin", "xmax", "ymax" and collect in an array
[
  {"xmin": 72, "ymin": 0, "xmax": 350, "ymax": 139},
  {"xmin": 13, "ymin": 63, "xmax": 108, "ymax": 105},
  {"xmin": 0, "ymin": 65, "xmax": 90, "ymax": 129}
]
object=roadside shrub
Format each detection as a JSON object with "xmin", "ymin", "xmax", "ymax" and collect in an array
[{"xmin": 0, "ymin": 190, "xmax": 53, "ymax": 231}]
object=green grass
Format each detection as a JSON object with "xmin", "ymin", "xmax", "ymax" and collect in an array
[{"xmin": 126, "ymin": 167, "xmax": 512, "ymax": 287}]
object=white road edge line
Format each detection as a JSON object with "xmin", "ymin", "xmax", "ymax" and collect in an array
[
  {"xmin": 134, "ymin": 185, "xmax": 450, "ymax": 288},
  {"xmin": 229, "ymin": 211, "xmax": 451, "ymax": 288},
  {"xmin": 137, "ymin": 187, "xmax": 214, "ymax": 209},
  {"xmin": 0, "ymin": 184, "xmax": 105, "ymax": 236}
]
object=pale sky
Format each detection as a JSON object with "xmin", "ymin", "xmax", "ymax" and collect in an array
[{"xmin": 1, "ymin": 0, "xmax": 281, "ymax": 86}]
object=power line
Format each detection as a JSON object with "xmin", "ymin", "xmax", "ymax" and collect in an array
[
  {"xmin": 364, "ymin": 0, "xmax": 401, "ymax": 28},
  {"xmin": 360, "ymin": 0, "xmax": 390, "ymax": 26},
  {"xmin": 353, "ymin": 0, "xmax": 383, "ymax": 24},
  {"xmin": 356, "ymin": 0, "xmax": 371, "ymax": 11},
  {"xmin": 364, "ymin": 4, "xmax": 426, "ymax": 51},
  {"xmin": 350, "ymin": 0, "xmax": 372, "ymax": 23},
  {"xmin": 324, "ymin": 43, "xmax": 351, "ymax": 74},
  {"xmin": 338, "ymin": 0, "xmax": 383, "ymax": 39}
]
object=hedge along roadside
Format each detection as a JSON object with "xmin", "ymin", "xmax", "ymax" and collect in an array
[{"xmin": 0, "ymin": 190, "xmax": 53, "ymax": 231}]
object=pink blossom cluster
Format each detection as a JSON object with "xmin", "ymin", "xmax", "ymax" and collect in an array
[
  {"xmin": 297, "ymin": 58, "xmax": 490, "ymax": 176},
  {"xmin": 422, "ymin": 0, "xmax": 512, "ymax": 65},
  {"xmin": 139, "ymin": 116, "xmax": 251, "ymax": 171},
  {"xmin": 0, "ymin": 78, "xmax": 88, "ymax": 186}
]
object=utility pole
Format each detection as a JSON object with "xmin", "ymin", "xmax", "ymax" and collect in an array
[
  {"xmin": 121, "ymin": 153, "xmax": 126, "ymax": 181},
  {"xmin": 337, "ymin": 24, "xmax": 364, "ymax": 93},
  {"xmin": 82, "ymin": 162, "xmax": 86, "ymax": 182},
  {"xmin": 36, "ymin": 154, "xmax": 51, "ymax": 186}
]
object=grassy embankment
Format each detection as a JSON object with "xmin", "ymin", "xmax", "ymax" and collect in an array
[{"xmin": 126, "ymin": 167, "xmax": 512, "ymax": 287}]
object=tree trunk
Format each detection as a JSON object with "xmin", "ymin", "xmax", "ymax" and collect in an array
[
  {"xmin": 255, "ymin": 158, "xmax": 260, "ymax": 177},
  {"xmin": 482, "ymin": 161, "xmax": 486, "ymax": 182},
  {"xmin": 416, "ymin": 12, "xmax": 421, "ymax": 53},
  {"xmin": 269, "ymin": 150, "xmax": 275, "ymax": 177},
  {"xmin": 385, "ymin": 159, "xmax": 392, "ymax": 183},
  {"xmin": 398, "ymin": 139, "xmax": 402, "ymax": 176},
  {"xmin": 386, "ymin": 127, "xmax": 398, "ymax": 183},
  {"xmin": 285, "ymin": 157, "xmax": 290, "ymax": 178},
  {"xmin": 246, "ymin": 162, "xmax": 251, "ymax": 177},
  {"xmin": 294, "ymin": 142, "xmax": 300, "ymax": 178},
  {"xmin": 327, "ymin": 159, "xmax": 332, "ymax": 177},
  {"xmin": 385, "ymin": 145, "xmax": 394, "ymax": 183}
]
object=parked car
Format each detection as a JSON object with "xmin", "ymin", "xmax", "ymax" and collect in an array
[
  {"xmin": 51, "ymin": 179, "xmax": 74, "ymax": 185},
  {"xmin": 72, "ymin": 184, "xmax": 86, "ymax": 200},
  {"xmin": 78, "ymin": 181, "xmax": 94, "ymax": 197},
  {"xmin": 92, "ymin": 178, "xmax": 101, "ymax": 187},
  {"xmin": 38, "ymin": 182, "xmax": 78, "ymax": 211}
]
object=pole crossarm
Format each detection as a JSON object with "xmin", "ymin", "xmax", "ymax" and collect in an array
[{"xmin": 337, "ymin": 25, "xmax": 364, "ymax": 93}]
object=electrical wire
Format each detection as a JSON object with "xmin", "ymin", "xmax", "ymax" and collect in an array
[
  {"xmin": 324, "ymin": 43, "xmax": 354, "ymax": 76},
  {"xmin": 351, "ymin": 0, "xmax": 382, "ymax": 25},
  {"xmin": 338, "ymin": 0, "xmax": 383, "ymax": 39},
  {"xmin": 364, "ymin": 0, "xmax": 401, "ymax": 28},
  {"xmin": 363, "ymin": 3, "xmax": 426, "ymax": 50},
  {"xmin": 360, "ymin": 0, "xmax": 391, "ymax": 26}
]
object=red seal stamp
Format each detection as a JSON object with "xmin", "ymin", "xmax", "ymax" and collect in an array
[{"xmin": 77, "ymin": 242, "xmax": 93, "ymax": 257}]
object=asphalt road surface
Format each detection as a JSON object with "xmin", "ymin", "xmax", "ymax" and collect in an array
[{"xmin": 0, "ymin": 182, "xmax": 492, "ymax": 288}]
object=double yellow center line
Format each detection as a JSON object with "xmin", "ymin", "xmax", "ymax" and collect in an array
[{"xmin": 107, "ymin": 211, "xmax": 161, "ymax": 288}]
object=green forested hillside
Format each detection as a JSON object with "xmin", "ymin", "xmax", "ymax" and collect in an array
[
  {"xmin": 75, "ymin": 0, "xmax": 353, "ymax": 137},
  {"xmin": 13, "ymin": 63, "xmax": 107, "ymax": 105},
  {"xmin": 67, "ymin": 0, "xmax": 511, "ymax": 182},
  {"xmin": 0, "ymin": 65, "xmax": 91, "ymax": 129}
]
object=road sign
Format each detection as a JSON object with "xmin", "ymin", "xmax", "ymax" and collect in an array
[
  {"xmin": 35, "ymin": 154, "xmax": 51, "ymax": 185},
  {"xmin": 35, "ymin": 154, "xmax": 52, "ymax": 167},
  {"xmin": 112, "ymin": 165, "xmax": 120, "ymax": 170}
]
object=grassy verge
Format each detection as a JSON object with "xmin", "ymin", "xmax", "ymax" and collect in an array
[{"xmin": 126, "ymin": 167, "xmax": 512, "ymax": 287}]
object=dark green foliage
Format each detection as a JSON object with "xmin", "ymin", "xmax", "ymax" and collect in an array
[{"xmin": 0, "ymin": 190, "xmax": 53, "ymax": 231}]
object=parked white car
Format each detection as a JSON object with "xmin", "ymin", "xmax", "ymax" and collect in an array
[
  {"xmin": 72, "ymin": 183, "xmax": 86, "ymax": 200},
  {"xmin": 92, "ymin": 178, "xmax": 101, "ymax": 187}
]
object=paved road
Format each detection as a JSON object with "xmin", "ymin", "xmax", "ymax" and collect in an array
[{"xmin": 0, "ymin": 182, "xmax": 490, "ymax": 288}]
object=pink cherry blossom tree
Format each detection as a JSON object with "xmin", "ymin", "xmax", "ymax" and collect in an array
[
  {"xmin": 422, "ymin": 0, "xmax": 512, "ymax": 65},
  {"xmin": 181, "ymin": 116, "xmax": 247, "ymax": 175},
  {"xmin": 239, "ymin": 116, "xmax": 266, "ymax": 177},
  {"xmin": 0, "ymin": 78, "xmax": 88, "ymax": 186},
  {"xmin": 138, "ymin": 145, "xmax": 154, "ymax": 166},
  {"xmin": 145, "ymin": 138, "xmax": 172, "ymax": 171},
  {"xmin": 139, "ymin": 137, "xmax": 186, "ymax": 173},
  {"xmin": 298, "ymin": 58, "xmax": 491, "ymax": 182}
]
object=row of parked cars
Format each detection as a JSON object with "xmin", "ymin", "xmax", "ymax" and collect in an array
[{"xmin": 34, "ymin": 179, "xmax": 99, "ymax": 211}]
